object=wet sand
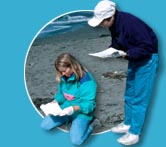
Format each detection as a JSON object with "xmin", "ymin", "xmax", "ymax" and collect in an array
[{"xmin": 25, "ymin": 25, "xmax": 128, "ymax": 133}]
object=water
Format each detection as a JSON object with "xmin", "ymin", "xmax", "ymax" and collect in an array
[{"xmin": 37, "ymin": 11, "xmax": 93, "ymax": 39}]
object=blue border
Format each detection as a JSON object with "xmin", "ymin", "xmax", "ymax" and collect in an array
[{"xmin": 1, "ymin": 0, "xmax": 166, "ymax": 147}]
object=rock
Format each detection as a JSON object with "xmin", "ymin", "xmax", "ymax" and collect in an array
[{"xmin": 102, "ymin": 71, "xmax": 127, "ymax": 80}]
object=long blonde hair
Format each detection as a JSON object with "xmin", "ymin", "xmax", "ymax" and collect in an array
[{"xmin": 55, "ymin": 53, "xmax": 85, "ymax": 82}]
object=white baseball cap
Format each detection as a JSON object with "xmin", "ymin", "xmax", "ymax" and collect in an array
[{"xmin": 88, "ymin": 0, "xmax": 116, "ymax": 27}]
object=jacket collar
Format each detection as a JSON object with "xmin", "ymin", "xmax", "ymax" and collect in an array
[
  {"xmin": 109, "ymin": 10, "xmax": 121, "ymax": 34},
  {"xmin": 61, "ymin": 73, "xmax": 76, "ymax": 82}
]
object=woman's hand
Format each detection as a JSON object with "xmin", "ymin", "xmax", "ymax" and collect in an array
[
  {"xmin": 60, "ymin": 106, "xmax": 74, "ymax": 116},
  {"xmin": 59, "ymin": 106, "xmax": 80, "ymax": 116},
  {"xmin": 73, "ymin": 106, "xmax": 80, "ymax": 111}
]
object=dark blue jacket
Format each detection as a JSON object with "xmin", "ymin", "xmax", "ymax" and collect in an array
[{"xmin": 109, "ymin": 10, "xmax": 158, "ymax": 61}]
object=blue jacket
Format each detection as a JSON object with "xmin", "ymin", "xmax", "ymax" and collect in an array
[
  {"xmin": 109, "ymin": 10, "xmax": 158, "ymax": 61},
  {"xmin": 54, "ymin": 72, "xmax": 97, "ymax": 120}
]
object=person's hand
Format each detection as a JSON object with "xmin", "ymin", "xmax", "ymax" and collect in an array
[
  {"xmin": 59, "ymin": 106, "xmax": 74, "ymax": 116},
  {"xmin": 116, "ymin": 50, "xmax": 127, "ymax": 58},
  {"xmin": 118, "ymin": 50, "xmax": 127, "ymax": 57}
]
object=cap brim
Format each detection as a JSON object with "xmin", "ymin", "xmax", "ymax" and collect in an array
[{"xmin": 88, "ymin": 17, "xmax": 103, "ymax": 27}]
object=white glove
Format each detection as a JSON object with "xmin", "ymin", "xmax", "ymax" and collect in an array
[
  {"xmin": 40, "ymin": 102, "xmax": 62, "ymax": 116},
  {"xmin": 59, "ymin": 106, "xmax": 74, "ymax": 116}
]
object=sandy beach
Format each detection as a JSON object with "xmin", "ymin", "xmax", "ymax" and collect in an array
[{"xmin": 25, "ymin": 24, "xmax": 128, "ymax": 133}]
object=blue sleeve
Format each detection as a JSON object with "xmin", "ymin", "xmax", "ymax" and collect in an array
[
  {"xmin": 124, "ymin": 20, "xmax": 154, "ymax": 60},
  {"xmin": 77, "ymin": 80, "xmax": 97, "ymax": 114},
  {"xmin": 53, "ymin": 83, "xmax": 65, "ymax": 104},
  {"xmin": 109, "ymin": 35, "xmax": 120, "ymax": 49}
]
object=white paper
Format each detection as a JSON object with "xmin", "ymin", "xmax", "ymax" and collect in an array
[
  {"xmin": 40, "ymin": 102, "xmax": 63, "ymax": 116},
  {"xmin": 89, "ymin": 47, "xmax": 126, "ymax": 58}
]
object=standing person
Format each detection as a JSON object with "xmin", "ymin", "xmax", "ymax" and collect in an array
[
  {"xmin": 40, "ymin": 53, "xmax": 100, "ymax": 145},
  {"xmin": 88, "ymin": 0, "xmax": 159, "ymax": 145}
]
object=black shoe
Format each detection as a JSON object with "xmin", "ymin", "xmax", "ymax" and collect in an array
[{"xmin": 90, "ymin": 118, "xmax": 102, "ymax": 130}]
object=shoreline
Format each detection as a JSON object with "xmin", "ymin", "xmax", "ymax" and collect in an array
[{"xmin": 25, "ymin": 25, "xmax": 128, "ymax": 133}]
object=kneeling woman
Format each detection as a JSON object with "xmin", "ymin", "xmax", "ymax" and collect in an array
[{"xmin": 41, "ymin": 53, "xmax": 98, "ymax": 145}]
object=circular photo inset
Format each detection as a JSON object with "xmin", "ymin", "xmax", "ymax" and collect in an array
[{"xmin": 24, "ymin": 10, "xmax": 128, "ymax": 134}]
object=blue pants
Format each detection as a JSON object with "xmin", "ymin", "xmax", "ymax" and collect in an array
[
  {"xmin": 124, "ymin": 54, "xmax": 159, "ymax": 135},
  {"xmin": 40, "ymin": 115, "xmax": 93, "ymax": 145}
]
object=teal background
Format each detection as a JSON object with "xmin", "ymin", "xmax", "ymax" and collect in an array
[{"xmin": 0, "ymin": 0, "xmax": 165, "ymax": 147}]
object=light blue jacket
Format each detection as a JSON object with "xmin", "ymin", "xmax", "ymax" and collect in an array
[{"xmin": 54, "ymin": 72, "xmax": 97, "ymax": 120}]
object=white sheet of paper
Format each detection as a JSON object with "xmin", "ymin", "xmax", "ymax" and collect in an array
[
  {"xmin": 89, "ymin": 47, "xmax": 126, "ymax": 58},
  {"xmin": 40, "ymin": 102, "xmax": 62, "ymax": 116}
]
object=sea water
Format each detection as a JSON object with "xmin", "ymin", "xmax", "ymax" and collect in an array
[{"xmin": 37, "ymin": 11, "xmax": 93, "ymax": 39}]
